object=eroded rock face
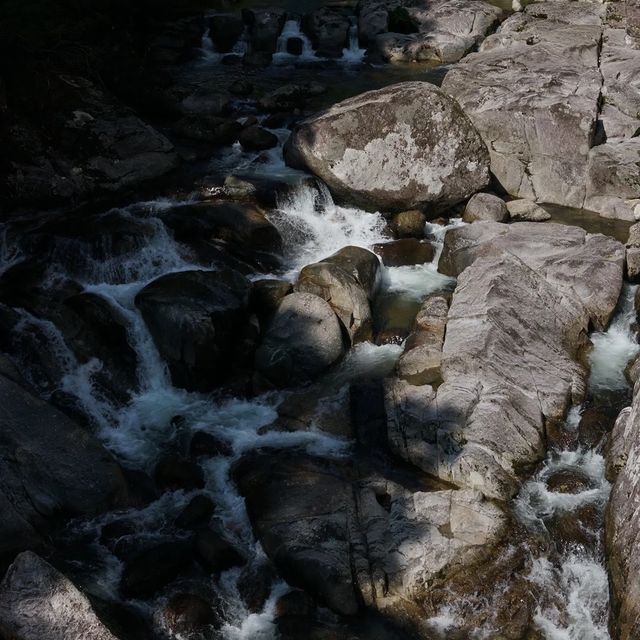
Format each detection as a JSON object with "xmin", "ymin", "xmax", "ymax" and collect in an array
[
  {"xmin": 0, "ymin": 552, "xmax": 118, "ymax": 640},
  {"xmin": 0, "ymin": 375, "xmax": 127, "ymax": 560},
  {"xmin": 442, "ymin": 3, "xmax": 603, "ymax": 209},
  {"xmin": 284, "ymin": 82, "xmax": 490, "ymax": 212},
  {"xmin": 234, "ymin": 449, "xmax": 505, "ymax": 618},
  {"xmin": 387, "ymin": 223, "xmax": 624, "ymax": 500},
  {"xmin": 254, "ymin": 292, "xmax": 345, "ymax": 388},
  {"xmin": 295, "ymin": 246, "xmax": 380, "ymax": 343},
  {"xmin": 359, "ymin": 0, "xmax": 502, "ymax": 62},
  {"xmin": 607, "ymin": 381, "xmax": 640, "ymax": 640}
]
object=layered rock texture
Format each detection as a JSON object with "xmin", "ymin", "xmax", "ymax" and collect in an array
[{"xmin": 442, "ymin": 1, "xmax": 640, "ymax": 219}]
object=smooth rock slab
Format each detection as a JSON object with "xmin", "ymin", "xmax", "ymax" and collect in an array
[
  {"xmin": 506, "ymin": 199, "xmax": 551, "ymax": 222},
  {"xmin": 284, "ymin": 81, "xmax": 490, "ymax": 212},
  {"xmin": 0, "ymin": 551, "xmax": 118, "ymax": 640}
]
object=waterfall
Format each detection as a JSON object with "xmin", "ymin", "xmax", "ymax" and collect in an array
[
  {"xmin": 340, "ymin": 16, "xmax": 366, "ymax": 64},
  {"xmin": 273, "ymin": 19, "xmax": 317, "ymax": 63}
]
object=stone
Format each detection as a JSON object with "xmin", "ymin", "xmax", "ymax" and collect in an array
[
  {"xmin": 209, "ymin": 13, "xmax": 244, "ymax": 53},
  {"xmin": 438, "ymin": 222, "xmax": 625, "ymax": 330},
  {"xmin": 160, "ymin": 592, "xmax": 220, "ymax": 635},
  {"xmin": 0, "ymin": 375, "xmax": 127, "ymax": 560},
  {"xmin": 295, "ymin": 246, "xmax": 380, "ymax": 343},
  {"xmin": 229, "ymin": 79, "xmax": 253, "ymax": 97},
  {"xmin": 397, "ymin": 294, "xmax": 449, "ymax": 385},
  {"xmin": 628, "ymin": 222, "xmax": 640, "ymax": 281},
  {"xmin": 463, "ymin": 192, "xmax": 509, "ymax": 223},
  {"xmin": 154, "ymin": 455, "xmax": 205, "ymax": 492},
  {"xmin": 242, "ymin": 9, "xmax": 286, "ymax": 53},
  {"xmin": 120, "ymin": 542, "xmax": 193, "ymax": 599},
  {"xmin": 250, "ymin": 279, "xmax": 293, "ymax": 323},
  {"xmin": 0, "ymin": 552, "xmax": 118, "ymax": 640},
  {"xmin": 506, "ymin": 199, "xmax": 551, "ymax": 222},
  {"xmin": 361, "ymin": 0, "xmax": 502, "ymax": 63},
  {"xmin": 302, "ymin": 8, "xmax": 351, "ymax": 58},
  {"xmin": 286, "ymin": 37, "xmax": 303, "ymax": 55},
  {"xmin": 442, "ymin": 3, "xmax": 604, "ymax": 209},
  {"xmin": 237, "ymin": 563, "xmax": 275, "ymax": 613},
  {"xmin": 239, "ymin": 125, "xmax": 279, "ymax": 151},
  {"xmin": 175, "ymin": 495, "xmax": 216, "ymax": 530},
  {"xmin": 254, "ymin": 292, "xmax": 345, "ymax": 388},
  {"xmin": 372, "ymin": 239, "xmax": 435, "ymax": 267},
  {"xmin": 195, "ymin": 529, "xmax": 245, "ymax": 573},
  {"xmin": 189, "ymin": 431, "xmax": 233, "ymax": 458},
  {"xmin": 284, "ymin": 81, "xmax": 490, "ymax": 212},
  {"xmin": 606, "ymin": 382, "xmax": 640, "ymax": 640},
  {"xmin": 172, "ymin": 115, "xmax": 242, "ymax": 145},
  {"xmin": 390, "ymin": 209, "xmax": 426, "ymax": 238},
  {"xmin": 135, "ymin": 269, "xmax": 251, "ymax": 392}
]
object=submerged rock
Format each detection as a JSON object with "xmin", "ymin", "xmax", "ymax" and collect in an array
[
  {"xmin": 0, "ymin": 551, "xmax": 118, "ymax": 640},
  {"xmin": 254, "ymin": 292, "xmax": 345, "ymax": 388},
  {"xmin": 284, "ymin": 81, "xmax": 490, "ymax": 212}
]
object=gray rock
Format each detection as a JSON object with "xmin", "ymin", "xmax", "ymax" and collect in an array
[
  {"xmin": 463, "ymin": 192, "xmax": 509, "ymax": 223},
  {"xmin": 135, "ymin": 269, "xmax": 251, "ymax": 392},
  {"xmin": 209, "ymin": 13, "xmax": 244, "ymax": 53},
  {"xmin": 302, "ymin": 8, "xmax": 351, "ymax": 57},
  {"xmin": 397, "ymin": 294, "xmax": 448, "ymax": 385},
  {"xmin": 255, "ymin": 292, "xmax": 345, "ymax": 388},
  {"xmin": 506, "ymin": 199, "xmax": 551, "ymax": 222},
  {"xmin": 607, "ymin": 382, "xmax": 640, "ymax": 640},
  {"xmin": 284, "ymin": 81, "xmax": 490, "ymax": 212},
  {"xmin": 239, "ymin": 125, "xmax": 279, "ymax": 151},
  {"xmin": 0, "ymin": 375, "xmax": 127, "ymax": 558},
  {"xmin": 242, "ymin": 9, "xmax": 286, "ymax": 53},
  {"xmin": 442, "ymin": 3, "xmax": 604, "ymax": 209},
  {"xmin": 390, "ymin": 209, "xmax": 426, "ymax": 237},
  {"xmin": 627, "ymin": 222, "xmax": 640, "ymax": 282},
  {"xmin": 361, "ymin": 0, "xmax": 502, "ymax": 62},
  {"xmin": 0, "ymin": 552, "xmax": 118, "ymax": 640},
  {"xmin": 296, "ymin": 246, "xmax": 380, "ymax": 344}
]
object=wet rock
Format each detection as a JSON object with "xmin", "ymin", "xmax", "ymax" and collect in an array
[
  {"xmin": 255, "ymin": 292, "xmax": 346, "ymax": 388},
  {"xmin": 189, "ymin": 431, "xmax": 233, "ymax": 458},
  {"xmin": 302, "ymin": 8, "xmax": 350, "ymax": 58},
  {"xmin": 397, "ymin": 294, "xmax": 448, "ymax": 385},
  {"xmin": 251, "ymin": 278, "xmax": 293, "ymax": 324},
  {"xmin": 100, "ymin": 519, "xmax": 137, "ymax": 550},
  {"xmin": 120, "ymin": 542, "xmax": 194, "ymax": 599},
  {"xmin": 237, "ymin": 563, "xmax": 276, "ymax": 612},
  {"xmin": 506, "ymin": 199, "xmax": 551, "ymax": 222},
  {"xmin": 578, "ymin": 408, "xmax": 614, "ymax": 449},
  {"xmin": 547, "ymin": 503, "xmax": 600, "ymax": 551},
  {"xmin": 259, "ymin": 82, "xmax": 326, "ymax": 112},
  {"xmin": 627, "ymin": 222, "xmax": 640, "ymax": 282},
  {"xmin": 0, "ymin": 551, "xmax": 118, "ymax": 640},
  {"xmin": 442, "ymin": 2, "xmax": 604, "ymax": 209},
  {"xmin": 229, "ymin": 79, "xmax": 253, "ymax": 97},
  {"xmin": 209, "ymin": 13, "xmax": 244, "ymax": 53},
  {"xmin": 389, "ymin": 209, "xmax": 426, "ymax": 238},
  {"xmin": 135, "ymin": 269, "xmax": 251, "ymax": 392},
  {"xmin": 154, "ymin": 455, "xmax": 205, "ymax": 492},
  {"xmin": 172, "ymin": 115, "xmax": 242, "ymax": 145},
  {"xmin": 295, "ymin": 246, "xmax": 380, "ymax": 343},
  {"xmin": 546, "ymin": 470, "xmax": 595, "ymax": 494},
  {"xmin": 275, "ymin": 589, "xmax": 317, "ymax": 618},
  {"xmin": 175, "ymin": 495, "xmax": 216, "ymax": 530},
  {"xmin": 243, "ymin": 50, "xmax": 273, "ymax": 67},
  {"xmin": 286, "ymin": 37, "xmax": 304, "ymax": 55},
  {"xmin": 372, "ymin": 292, "xmax": 422, "ymax": 345},
  {"xmin": 365, "ymin": 0, "xmax": 502, "ymax": 63},
  {"xmin": 239, "ymin": 125, "xmax": 279, "ymax": 151},
  {"xmin": 195, "ymin": 529, "xmax": 245, "ymax": 573},
  {"xmin": 163, "ymin": 200, "xmax": 282, "ymax": 255},
  {"xmin": 284, "ymin": 81, "xmax": 490, "ymax": 212},
  {"xmin": 372, "ymin": 238, "xmax": 434, "ymax": 267},
  {"xmin": 242, "ymin": 9, "xmax": 286, "ymax": 53},
  {"xmin": 0, "ymin": 375, "xmax": 126, "ymax": 560},
  {"xmin": 463, "ymin": 192, "xmax": 509, "ymax": 223},
  {"xmin": 160, "ymin": 592, "xmax": 220, "ymax": 635},
  {"xmin": 234, "ymin": 448, "xmax": 505, "ymax": 617}
]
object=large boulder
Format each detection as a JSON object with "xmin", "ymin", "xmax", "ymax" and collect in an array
[
  {"xmin": 284, "ymin": 82, "xmax": 490, "ymax": 213},
  {"xmin": 365, "ymin": 0, "xmax": 503, "ymax": 63},
  {"xmin": 302, "ymin": 8, "xmax": 351, "ymax": 57},
  {"xmin": 0, "ymin": 551, "xmax": 118, "ymax": 640},
  {"xmin": 135, "ymin": 269, "xmax": 251, "ymax": 392},
  {"xmin": 242, "ymin": 9, "xmax": 286, "ymax": 53},
  {"xmin": 254, "ymin": 292, "xmax": 345, "ymax": 388},
  {"xmin": 295, "ymin": 246, "xmax": 380, "ymax": 344},
  {"xmin": 234, "ymin": 449, "xmax": 505, "ymax": 617},
  {"xmin": 442, "ymin": 3, "xmax": 604, "ymax": 209},
  {"xmin": 0, "ymin": 374, "xmax": 127, "ymax": 560},
  {"xmin": 387, "ymin": 223, "xmax": 624, "ymax": 500},
  {"xmin": 607, "ymin": 381, "xmax": 640, "ymax": 640}
]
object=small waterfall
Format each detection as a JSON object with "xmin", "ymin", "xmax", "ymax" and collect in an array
[
  {"xmin": 273, "ymin": 19, "xmax": 317, "ymax": 63},
  {"xmin": 199, "ymin": 27, "xmax": 223, "ymax": 63},
  {"xmin": 340, "ymin": 16, "xmax": 366, "ymax": 64},
  {"xmin": 589, "ymin": 283, "xmax": 640, "ymax": 390},
  {"xmin": 232, "ymin": 26, "xmax": 249, "ymax": 56}
]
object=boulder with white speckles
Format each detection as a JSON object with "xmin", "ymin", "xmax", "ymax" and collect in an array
[{"xmin": 284, "ymin": 81, "xmax": 490, "ymax": 213}]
